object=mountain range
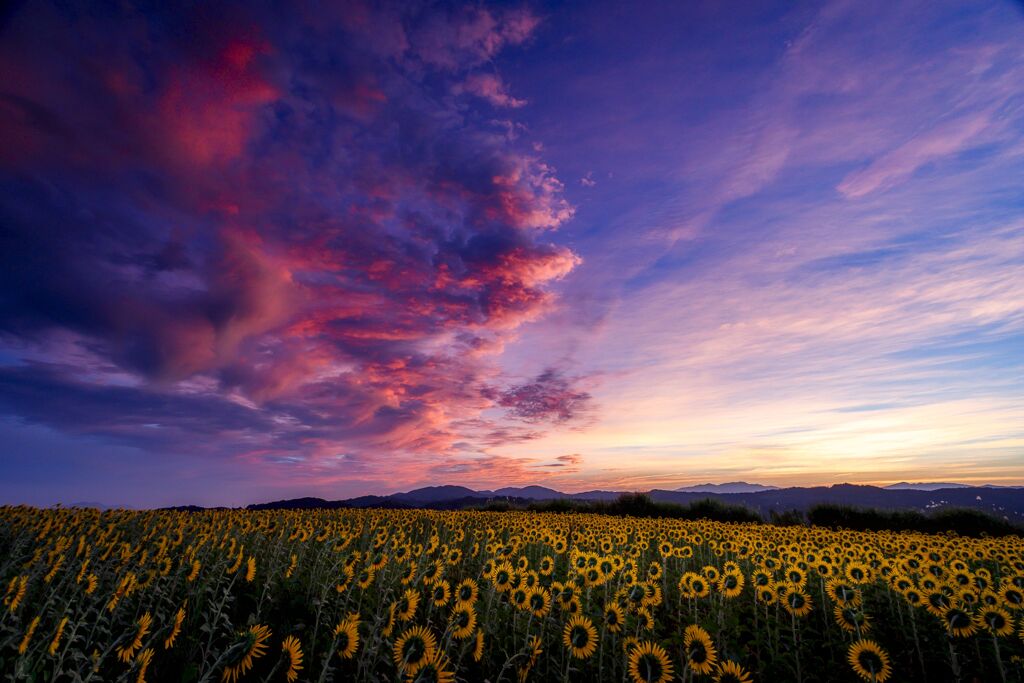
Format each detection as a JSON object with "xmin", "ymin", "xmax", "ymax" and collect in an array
[
  {"xmin": 675, "ymin": 482, "xmax": 778, "ymax": 493},
  {"xmin": 242, "ymin": 482, "xmax": 1024, "ymax": 521}
]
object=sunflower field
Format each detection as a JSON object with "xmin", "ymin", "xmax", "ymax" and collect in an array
[{"xmin": 2, "ymin": 505, "xmax": 1024, "ymax": 682}]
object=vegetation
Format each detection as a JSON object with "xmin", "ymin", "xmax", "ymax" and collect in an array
[
  {"xmin": 520, "ymin": 493, "xmax": 763, "ymax": 524},
  {"xmin": 1, "ymin": 504, "xmax": 1023, "ymax": 682},
  {"xmin": 484, "ymin": 492, "xmax": 1021, "ymax": 538},
  {"xmin": 806, "ymin": 504, "xmax": 1022, "ymax": 537}
]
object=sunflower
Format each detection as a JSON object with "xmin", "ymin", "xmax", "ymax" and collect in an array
[
  {"xmin": 382, "ymin": 603, "xmax": 398, "ymax": 637},
  {"xmin": 401, "ymin": 562, "xmax": 418, "ymax": 586},
  {"xmin": 118, "ymin": 612, "xmax": 153, "ymax": 662},
  {"xmin": 472, "ymin": 629, "xmax": 485, "ymax": 662},
  {"xmin": 48, "ymin": 615, "xmax": 69, "ymax": 656},
  {"xmin": 785, "ymin": 566, "xmax": 806, "ymax": 587},
  {"xmin": 782, "ymin": 586, "xmax": 813, "ymax": 618},
  {"xmin": 714, "ymin": 660, "xmax": 753, "ymax": 683},
  {"xmin": 627, "ymin": 640, "xmax": 674, "ymax": 683},
  {"xmin": 394, "ymin": 625, "xmax": 437, "ymax": 674},
  {"xmin": 749, "ymin": 568, "xmax": 771, "ymax": 588},
  {"xmin": 925, "ymin": 590, "xmax": 952, "ymax": 617},
  {"xmin": 135, "ymin": 648, "xmax": 154, "ymax": 683},
  {"xmin": 5, "ymin": 575, "xmax": 27, "ymax": 612},
  {"xmin": 558, "ymin": 580, "xmax": 578, "ymax": 606},
  {"xmin": 335, "ymin": 566, "xmax": 354, "ymax": 594},
  {"xmin": 222, "ymin": 624, "xmax": 271, "ymax": 683},
  {"xmin": 284, "ymin": 554, "xmax": 297, "ymax": 579},
  {"xmin": 563, "ymin": 614, "xmax": 598, "ymax": 659},
  {"xmin": 407, "ymin": 648, "xmax": 455, "ymax": 683},
  {"xmin": 890, "ymin": 574, "xmax": 914, "ymax": 593},
  {"xmin": 432, "ymin": 580, "xmax": 451, "ymax": 608},
  {"xmin": 244, "ymin": 556, "xmax": 256, "ymax": 582},
  {"xmin": 846, "ymin": 562, "xmax": 872, "ymax": 584},
  {"xmin": 563, "ymin": 595, "xmax": 583, "ymax": 615},
  {"xmin": 512, "ymin": 587, "xmax": 530, "ymax": 611},
  {"xmin": 356, "ymin": 566, "xmax": 375, "ymax": 590},
  {"xmin": 187, "ymin": 560, "xmax": 201, "ymax": 582},
  {"xmin": 979, "ymin": 606, "xmax": 1013, "ymax": 636},
  {"xmin": 396, "ymin": 588, "xmax": 420, "ymax": 621},
  {"xmin": 450, "ymin": 604, "xmax": 476, "ymax": 639},
  {"xmin": 1000, "ymin": 586, "xmax": 1023, "ymax": 610},
  {"xmin": 226, "ymin": 549, "xmax": 244, "ymax": 575},
  {"xmin": 455, "ymin": 578, "xmax": 479, "ymax": 605},
  {"xmin": 18, "ymin": 615, "xmax": 40, "ymax": 655},
  {"xmin": 334, "ymin": 614, "xmax": 360, "ymax": 659},
  {"xmin": 942, "ymin": 606, "xmax": 979, "ymax": 638},
  {"xmin": 689, "ymin": 575, "xmax": 711, "ymax": 599},
  {"xmin": 604, "ymin": 603, "xmax": 624, "ymax": 633},
  {"xmin": 281, "ymin": 636, "xmax": 303, "ymax": 683},
  {"xmin": 833, "ymin": 605, "xmax": 871, "ymax": 633},
  {"xmin": 493, "ymin": 562, "xmax": 515, "ymax": 592},
  {"xmin": 524, "ymin": 634, "xmax": 543, "ymax": 668},
  {"xmin": 636, "ymin": 607, "xmax": 654, "ymax": 632},
  {"xmin": 718, "ymin": 571, "xmax": 745, "ymax": 599},
  {"xmin": 422, "ymin": 559, "xmax": 445, "ymax": 586},
  {"xmin": 826, "ymin": 579, "xmax": 861, "ymax": 606},
  {"xmin": 528, "ymin": 588, "xmax": 551, "ymax": 618},
  {"xmin": 755, "ymin": 585, "xmax": 776, "ymax": 604},
  {"xmin": 958, "ymin": 587, "xmax": 979, "ymax": 607},
  {"xmin": 165, "ymin": 603, "xmax": 187, "ymax": 649},
  {"xmin": 847, "ymin": 639, "xmax": 892, "ymax": 682},
  {"xmin": 683, "ymin": 624, "xmax": 718, "ymax": 675}
]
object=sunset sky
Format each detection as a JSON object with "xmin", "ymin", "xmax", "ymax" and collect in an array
[{"xmin": 2, "ymin": 0, "xmax": 1023, "ymax": 507}]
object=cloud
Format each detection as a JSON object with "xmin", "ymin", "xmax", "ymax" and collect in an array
[
  {"xmin": 538, "ymin": 453, "xmax": 583, "ymax": 468},
  {"xmin": 495, "ymin": 368, "xmax": 592, "ymax": 423},
  {"xmin": 455, "ymin": 72, "xmax": 526, "ymax": 108},
  {"xmin": 0, "ymin": 0, "xmax": 579, "ymax": 487},
  {"xmin": 410, "ymin": 6, "xmax": 539, "ymax": 70},
  {"xmin": 837, "ymin": 112, "xmax": 992, "ymax": 198}
]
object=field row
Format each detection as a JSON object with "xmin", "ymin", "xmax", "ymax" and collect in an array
[{"xmin": 2, "ymin": 505, "xmax": 1024, "ymax": 681}]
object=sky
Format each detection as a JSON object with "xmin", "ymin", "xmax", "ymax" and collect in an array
[{"xmin": 1, "ymin": 0, "xmax": 1023, "ymax": 507}]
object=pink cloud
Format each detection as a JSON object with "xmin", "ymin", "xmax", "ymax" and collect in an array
[
  {"xmin": 0, "ymin": 0, "xmax": 587, "ymax": 488},
  {"xmin": 456, "ymin": 73, "xmax": 526, "ymax": 108}
]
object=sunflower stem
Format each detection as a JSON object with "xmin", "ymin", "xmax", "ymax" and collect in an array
[
  {"xmin": 992, "ymin": 634, "xmax": 1006, "ymax": 683},
  {"xmin": 947, "ymin": 636, "xmax": 960, "ymax": 682},
  {"xmin": 791, "ymin": 610, "xmax": 802, "ymax": 683}
]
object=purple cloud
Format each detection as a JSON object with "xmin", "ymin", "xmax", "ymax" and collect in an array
[
  {"xmin": 496, "ymin": 369, "xmax": 592, "ymax": 423},
  {"xmin": 0, "ymin": 0, "xmax": 581, "ymax": 495}
]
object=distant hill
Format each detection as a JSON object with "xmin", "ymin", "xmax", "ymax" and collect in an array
[
  {"xmin": 68, "ymin": 501, "xmax": 111, "ymax": 510},
  {"xmin": 676, "ymin": 482, "xmax": 778, "ymax": 494},
  {"xmin": 240, "ymin": 482, "xmax": 1024, "ymax": 522},
  {"xmin": 884, "ymin": 482, "xmax": 971, "ymax": 491},
  {"xmin": 493, "ymin": 486, "xmax": 565, "ymax": 499},
  {"xmin": 390, "ymin": 486, "xmax": 483, "ymax": 504}
]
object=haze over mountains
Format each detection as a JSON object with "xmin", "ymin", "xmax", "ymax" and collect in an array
[{"xmin": 237, "ymin": 482, "xmax": 1024, "ymax": 522}]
